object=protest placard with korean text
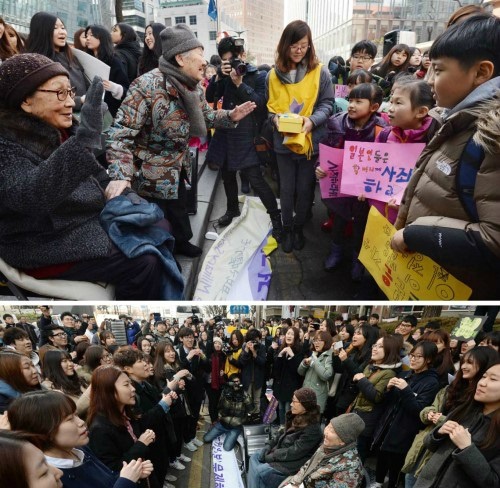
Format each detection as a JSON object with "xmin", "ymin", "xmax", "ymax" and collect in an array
[
  {"xmin": 334, "ymin": 84, "xmax": 350, "ymax": 98},
  {"xmin": 318, "ymin": 144, "xmax": 350, "ymax": 199},
  {"xmin": 359, "ymin": 207, "xmax": 472, "ymax": 300},
  {"xmin": 340, "ymin": 142, "xmax": 425, "ymax": 204}
]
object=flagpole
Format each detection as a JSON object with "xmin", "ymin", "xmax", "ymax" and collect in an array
[{"xmin": 216, "ymin": 0, "xmax": 220, "ymax": 37}]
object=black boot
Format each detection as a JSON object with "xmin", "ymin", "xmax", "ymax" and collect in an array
[
  {"xmin": 217, "ymin": 209, "xmax": 240, "ymax": 227},
  {"xmin": 270, "ymin": 210, "xmax": 283, "ymax": 243},
  {"xmin": 281, "ymin": 226, "xmax": 293, "ymax": 253},
  {"xmin": 292, "ymin": 224, "xmax": 305, "ymax": 250}
]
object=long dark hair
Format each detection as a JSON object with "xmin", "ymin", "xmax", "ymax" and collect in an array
[
  {"xmin": 42, "ymin": 349, "xmax": 86, "ymax": 396},
  {"xmin": 275, "ymin": 20, "xmax": 319, "ymax": 73},
  {"xmin": 448, "ymin": 361, "xmax": 500, "ymax": 450},
  {"xmin": 8, "ymin": 390, "xmax": 77, "ymax": 451},
  {"xmin": 279, "ymin": 326, "xmax": 302, "ymax": 354},
  {"xmin": 87, "ymin": 365, "xmax": 135, "ymax": 428},
  {"xmin": 445, "ymin": 347, "xmax": 499, "ymax": 414},
  {"xmin": 85, "ymin": 24, "xmax": 115, "ymax": 66},
  {"xmin": 26, "ymin": 12, "xmax": 74, "ymax": 65},
  {"xmin": 0, "ymin": 351, "xmax": 39, "ymax": 393},
  {"xmin": 114, "ymin": 23, "xmax": 138, "ymax": 44},
  {"xmin": 349, "ymin": 324, "xmax": 379, "ymax": 364},
  {"xmin": 424, "ymin": 329, "xmax": 455, "ymax": 378},
  {"xmin": 153, "ymin": 341, "xmax": 179, "ymax": 385},
  {"xmin": 372, "ymin": 43, "xmax": 411, "ymax": 77},
  {"xmin": 83, "ymin": 345, "xmax": 107, "ymax": 371},
  {"xmin": 0, "ymin": 431, "xmax": 36, "ymax": 488}
]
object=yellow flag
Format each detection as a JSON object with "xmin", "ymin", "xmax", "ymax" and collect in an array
[{"xmin": 359, "ymin": 207, "xmax": 472, "ymax": 300}]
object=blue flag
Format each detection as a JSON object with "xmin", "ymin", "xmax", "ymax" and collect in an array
[{"xmin": 208, "ymin": 0, "xmax": 217, "ymax": 21}]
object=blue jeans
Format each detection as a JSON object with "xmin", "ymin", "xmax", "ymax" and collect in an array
[
  {"xmin": 405, "ymin": 473, "xmax": 417, "ymax": 488},
  {"xmin": 203, "ymin": 422, "xmax": 241, "ymax": 451},
  {"xmin": 247, "ymin": 449, "xmax": 287, "ymax": 488},
  {"xmin": 278, "ymin": 400, "xmax": 290, "ymax": 426}
]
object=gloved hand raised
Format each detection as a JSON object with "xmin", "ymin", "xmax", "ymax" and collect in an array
[{"xmin": 76, "ymin": 76, "xmax": 104, "ymax": 149}]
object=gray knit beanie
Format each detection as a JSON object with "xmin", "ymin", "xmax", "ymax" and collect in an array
[
  {"xmin": 330, "ymin": 413, "xmax": 365, "ymax": 445},
  {"xmin": 160, "ymin": 23, "xmax": 204, "ymax": 61},
  {"xmin": 0, "ymin": 53, "xmax": 69, "ymax": 109}
]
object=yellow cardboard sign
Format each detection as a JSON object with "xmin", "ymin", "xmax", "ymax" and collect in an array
[{"xmin": 359, "ymin": 207, "xmax": 472, "ymax": 300}]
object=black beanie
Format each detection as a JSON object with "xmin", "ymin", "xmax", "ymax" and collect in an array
[{"xmin": 0, "ymin": 53, "xmax": 69, "ymax": 109}]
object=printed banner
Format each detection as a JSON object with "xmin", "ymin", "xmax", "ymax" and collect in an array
[
  {"xmin": 262, "ymin": 395, "xmax": 278, "ymax": 424},
  {"xmin": 340, "ymin": 142, "xmax": 425, "ymax": 204},
  {"xmin": 194, "ymin": 196, "xmax": 277, "ymax": 300},
  {"xmin": 359, "ymin": 207, "xmax": 472, "ymax": 300},
  {"xmin": 318, "ymin": 144, "xmax": 349, "ymax": 199},
  {"xmin": 212, "ymin": 434, "xmax": 245, "ymax": 488},
  {"xmin": 450, "ymin": 316, "xmax": 487, "ymax": 341},
  {"xmin": 334, "ymin": 84, "xmax": 350, "ymax": 98}
]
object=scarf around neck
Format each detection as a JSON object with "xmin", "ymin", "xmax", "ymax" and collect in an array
[{"xmin": 158, "ymin": 56, "xmax": 207, "ymax": 137}]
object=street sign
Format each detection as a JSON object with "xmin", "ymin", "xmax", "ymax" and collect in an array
[{"xmin": 230, "ymin": 305, "xmax": 250, "ymax": 314}]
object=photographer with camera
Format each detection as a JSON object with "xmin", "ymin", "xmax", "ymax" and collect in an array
[
  {"xmin": 203, "ymin": 373, "xmax": 253, "ymax": 451},
  {"xmin": 206, "ymin": 37, "xmax": 282, "ymax": 239},
  {"xmin": 237, "ymin": 329, "xmax": 267, "ymax": 417}
]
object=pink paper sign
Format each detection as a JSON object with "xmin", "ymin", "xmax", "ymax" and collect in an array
[
  {"xmin": 340, "ymin": 142, "xmax": 425, "ymax": 204},
  {"xmin": 318, "ymin": 144, "xmax": 349, "ymax": 199},
  {"xmin": 334, "ymin": 84, "xmax": 350, "ymax": 98}
]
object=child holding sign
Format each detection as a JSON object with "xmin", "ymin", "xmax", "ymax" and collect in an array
[
  {"xmin": 317, "ymin": 83, "xmax": 386, "ymax": 281},
  {"xmin": 371, "ymin": 78, "xmax": 440, "ymax": 223}
]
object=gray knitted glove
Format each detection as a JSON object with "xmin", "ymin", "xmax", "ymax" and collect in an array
[{"xmin": 76, "ymin": 76, "xmax": 104, "ymax": 149}]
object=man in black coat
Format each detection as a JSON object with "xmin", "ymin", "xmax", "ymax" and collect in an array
[
  {"xmin": 205, "ymin": 37, "xmax": 282, "ymax": 239},
  {"xmin": 177, "ymin": 326, "xmax": 209, "ymax": 451}
]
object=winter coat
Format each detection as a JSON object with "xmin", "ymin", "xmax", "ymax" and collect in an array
[
  {"xmin": 414, "ymin": 408, "xmax": 500, "ymax": 488},
  {"xmin": 395, "ymin": 78, "xmax": 500, "ymax": 299},
  {"xmin": 351, "ymin": 362, "xmax": 400, "ymax": 436},
  {"xmin": 103, "ymin": 55, "xmax": 130, "ymax": 118},
  {"xmin": 0, "ymin": 379, "xmax": 22, "ymax": 414},
  {"xmin": 266, "ymin": 64, "xmax": 335, "ymax": 156},
  {"xmin": 107, "ymin": 68, "xmax": 238, "ymax": 201},
  {"xmin": 237, "ymin": 342, "xmax": 267, "ymax": 391},
  {"xmin": 218, "ymin": 383, "xmax": 253, "ymax": 428},
  {"xmin": 88, "ymin": 413, "xmax": 150, "ymax": 473},
  {"xmin": 0, "ymin": 110, "xmax": 111, "ymax": 270},
  {"xmin": 205, "ymin": 65, "xmax": 267, "ymax": 171},
  {"xmin": 264, "ymin": 412, "xmax": 322, "ymax": 475},
  {"xmin": 270, "ymin": 348, "xmax": 304, "ymax": 403},
  {"xmin": 115, "ymin": 40, "xmax": 142, "ymax": 83},
  {"xmin": 372, "ymin": 368, "xmax": 440, "ymax": 454},
  {"xmin": 224, "ymin": 346, "xmax": 242, "ymax": 378},
  {"xmin": 55, "ymin": 445, "xmax": 135, "ymax": 488},
  {"xmin": 298, "ymin": 350, "xmax": 333, "ymax": 413},
  {"xmin": 285, "ymin": 442, "xmax": 364, "ymax": 488},
  {"xmin": 54, "ymin": 51, "xmax": 89, "ymax": 111},
  {"xmin": 403, "ymin": 385, "xmax": 448, "ymax": 476},
  {"xmin": 331, "ymin": 347, "xmax": 372, "ymax": 414},
  {"xmin": 177, "ymin": 345, "xmax": 210, "ymax": 406}
]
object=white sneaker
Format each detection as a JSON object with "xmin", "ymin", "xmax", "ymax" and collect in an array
[
  {"xmin": 184, "ymin": 441, "xmax": 198, "ymax": 452},
  {"xmin": 191, "ymin": 437, "xmax": 204, "ymax": 447},
  {"xmin": 165, "ymin": 474, "xmax": 177, "ymax": 482},
  {"xmin": 169, "ymin": 460, "xmax": 185, "ymax": 470},
  {"xmin": 177, "ymin": 454, "xmax": 191, "ymax": 463},
  {"xmin": 164, "ymin": 483, "xmax": 175, "ymax": 488}
]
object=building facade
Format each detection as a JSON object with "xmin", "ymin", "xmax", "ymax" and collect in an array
[
  {"xmin": 306, "ymin": 0, "xmax": 478, "ymax": 64},
  {"xmin": 216, "ymin": 0, "xmax": 284, "ymax": 66},
  {"xmin": 156, "ymin": 0, "xmax": 219, "ymax": 59},
  {"xmin": 1, "ymin": 0, "xmax": 113, "ymax": 40}
]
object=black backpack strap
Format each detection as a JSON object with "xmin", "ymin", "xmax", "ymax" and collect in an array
[{"xmin": 456, "ymin": 136, "xmax": 485, "ymax": 223}]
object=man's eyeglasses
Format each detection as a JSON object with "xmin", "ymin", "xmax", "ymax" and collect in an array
[
  {"xmin": 36, "ymin": 87, "xmax": 76, "ymax": 102},
  {"xmin": 52, "ymin": 332, "xmax": 67, "ymax": 338},
  {"xmin": 351, "ymin": 54, "xmax": 373, "ymax": 61}
]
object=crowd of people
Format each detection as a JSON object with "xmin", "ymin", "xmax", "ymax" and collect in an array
[
  {"xmin": 0, "ymin": 3, "xmax": 498, "ymax": 299},
  {"xmin": 0, "ymin": 308, "xmax": 499, "ymax": 488}
]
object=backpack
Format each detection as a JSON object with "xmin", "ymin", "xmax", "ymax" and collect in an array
[{"xmin": 456, "ymin": 136, "xmax": 485, "ymax": 223}]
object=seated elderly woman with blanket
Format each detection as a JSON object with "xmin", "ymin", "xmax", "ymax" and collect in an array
[{"xmin": 0, "ymin": 53, "xmax": 184, "ymax": 299}]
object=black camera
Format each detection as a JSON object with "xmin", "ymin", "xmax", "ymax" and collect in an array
[{"xmin": 230, "ymin": 58, "xmax": 247, "ymax": 76}]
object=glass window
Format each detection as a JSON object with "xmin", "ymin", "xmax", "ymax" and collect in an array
[
  {"xmin": 209, "ymin": 31, "xmax": 217, "ymax": 41},
  {"xmin": 175, "ymin": 16, "xmax": 186, "ymax": 24},
  {"xmin": 189, "ymin": 15, "xmax": 197, "ymax": 26}
]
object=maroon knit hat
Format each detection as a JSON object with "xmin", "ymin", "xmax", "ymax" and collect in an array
[
  {"xmin": 0, "ymin": 53, "xmax": 69, "ymax": 109},
  {"xmin": 294, "ymin": 387, "xmax": 318, "ymax": 411}
]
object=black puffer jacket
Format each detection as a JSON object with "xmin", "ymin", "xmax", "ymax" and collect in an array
[{"xmin": 115, "ymin": 40, "xmax": 142, "ymax": 83}]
